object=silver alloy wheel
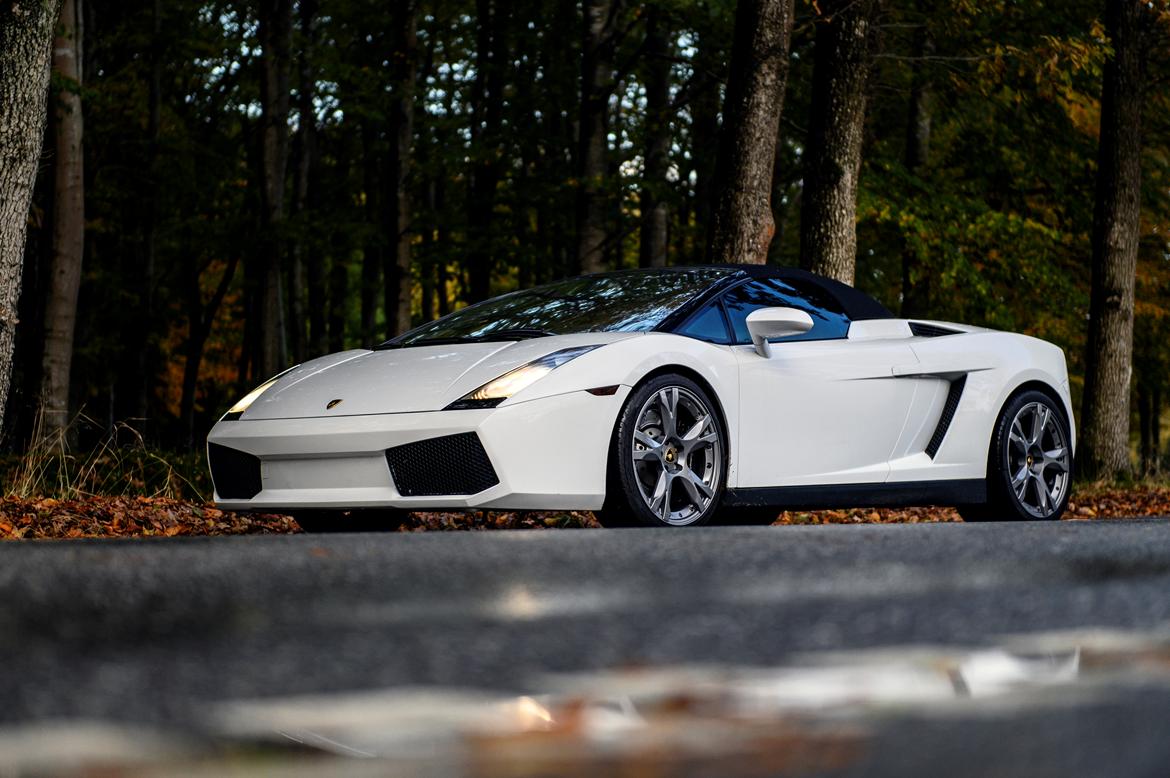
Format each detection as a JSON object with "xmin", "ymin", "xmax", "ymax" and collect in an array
[
  {"xmin": 631, "ymin": 385, "xmax": 722, "ymax": 526},
  {"xmin": 1006, "ymin": 401, "xmax": 1070, "ymax": 518}
]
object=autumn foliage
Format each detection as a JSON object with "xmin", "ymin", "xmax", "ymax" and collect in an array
[{"xmin": 2, "ymin": 487, "xmax": 1168, "ymax": 539}]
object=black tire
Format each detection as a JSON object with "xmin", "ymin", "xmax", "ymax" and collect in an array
[
  {"xmin": 292, "ymin": 509, "xmax": 408, "ymax": 533},
  {"xmin": 595, "ymin": 374, "xmax": 727, "ymax": 528},
  {"xmin": 961, "ymin": 389, "xmax": 1072, "ymax": 522}
]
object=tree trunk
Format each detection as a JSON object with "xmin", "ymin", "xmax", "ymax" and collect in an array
[
  {"xmin": 1154, "ymin": 382, "xmax": 1162, "ymax": 475},
  {"xmin": 257, "ymin": 0, "xmax": 292, "ymax": 377},
  {"xmin": 1079, "ymin": 0, "xmax": 1152, "ymax": 481},
  {"xmin": 799, "ymin": 0, "xmax": 880, "ymax": 285},
  {"xmin": 639, "ymin": 5, "xmax": 671, "ymax": 269},
  {"xmin": 180, "ymin": 253, "xmax": 239, "ymax": 448},
  {"xmin": 575, "ymin": 0, "xmax": 619, "ymax": 274},
  {"xmin": 136, "ymin": 0, "xmax": 160, "ymax": 425},
  {"xmin": 1138, "ymin": 380, "xmax": 1152, "ymax": 475},
  {"xmin": 900, "ymin": 20, "xmax": 932, "ymax": 318},
  {"xmin": 466, "ymin": 0, "xmax": 508, "ymax": 302},
  {"xmin": 40, "ymin": 0, "xmax": 84, "ymax": 443},
  {"xmin": 706, "ymin": 0, "xmax": 794, "ymax": 266},
  {"xmin": 690, "ymin": 30, "xmax": 721, "ymax": 263},
  {"xmin": 288, "ymin": 0, "xmax": 317, "ymax": 363},
  {"xmin": 360, "ymin": 121, "xmax": 380, "ymax": 344},
  {"xmin": 0, "ymin": 0, "xmax": 60, "ymax": 440},
  {"xmin": 385, "ymin": 1, "xmax": 417, "ymax": 339}
]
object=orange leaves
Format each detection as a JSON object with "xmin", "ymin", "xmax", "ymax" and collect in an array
[
  {"xmin": 0, "ymin": 495, "xmax": 299, "ymax": 539},
  {"xmin": 0, "ymin": 489, "xmax": 1166, "ymax": 540}
]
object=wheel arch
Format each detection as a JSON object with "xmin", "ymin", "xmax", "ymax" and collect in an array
[
  {"xmin": 981, "ymin": 378, "xmax": 1072, "ymax": 479},
  {"xmin": 603, "ymin": 363, "xmax": 734, "ymax": 502}
]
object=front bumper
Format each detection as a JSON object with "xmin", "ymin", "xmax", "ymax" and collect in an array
[{"xmin": 207, "ymin": 388, "xmax": 629, "ymax": 512}]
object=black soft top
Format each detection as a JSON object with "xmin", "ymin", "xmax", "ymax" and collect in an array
[
  {"xmin": 620, "ymin": 264, "xmax": 895, "ymax": 326},
  {"xmin": 725, "ymin": 264, "xmax": 894, "ymax": 321}
]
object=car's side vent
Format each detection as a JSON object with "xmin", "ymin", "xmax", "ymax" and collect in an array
[
  {"xmin": 207, "ymin": 443, "xmax": 262, "ymax": 499},
  {"xmin": 385, "ymin": 432, "xmax": 500, "ymax": 496},
  {"xmin": 925, "ymin": 376, "xmax": 967, "ymax": 459},
  {"xmin": 910, "ymin": 322, "xmax": 962, "ymax": 338}
]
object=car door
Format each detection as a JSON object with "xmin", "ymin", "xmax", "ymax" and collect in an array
[{"xmin": 726, "ymin": 278, "xmax": 921, "ymax": 488}]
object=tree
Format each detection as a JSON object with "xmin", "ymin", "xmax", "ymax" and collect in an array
[
  {"xmin": 899, "ymin": 13, "xmax": 932, "ymax": 318},
  {"xmin": 0, "ymin": 0, "xmax": 61, "ymax": 440},
  {"xmin": 639, "ymin": 4, "xmax": 672, "ymax": 268},
  {"xmin": 800, "ymin": 0, "xmax": 881, "ymax": 285},
  {"xmin": 576, "ymin": 0, "xmax": 621, "ymax": 274},
  {"xmin": 39, "ymin": 0, "xmax": 84, "ymax": 443},
  {"xmin": 257, "ymin": 0, "xmax": 293, "ymax": 378},
  {"xmin": 1079, "ymin": 0, "xmax": 1155, "ymax": 481},
  {"xmin": 288, "ymin": 0, "xmax": 318, "ymax": 363},
  {"xmin": 385, "ymin": 0, "xmax": 418, "ymax": 338},
  {"xmin": 466, "ymin": 0, "xmax": 509, "ymax": 300},
  {"xmin": 707, "ymin": 0, "xmax": 794, "ymax": 265}
]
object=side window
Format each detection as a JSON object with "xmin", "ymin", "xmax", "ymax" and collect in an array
[
  {"xmin": 676, "ymin": 302, "xmax": 731, "ymax": 344},
  {"xmin": 723, "ymin": 278, "xmax": 851, "ymax": 344}
]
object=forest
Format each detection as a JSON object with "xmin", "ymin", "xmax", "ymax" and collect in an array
[{"xmin": 1, "ymin": 0, "xmax": 1169, "ymax": 484}]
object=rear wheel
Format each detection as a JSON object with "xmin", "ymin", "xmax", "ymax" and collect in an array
[
  {"xmin": 961, "ymin": 390, "xmax": 1072, "ymax": 522},
  {"xmin": 292, "ymin": 509, "xmax": 408, "ymax": 533},
  {"xmin": 595, "ymin": 374, "xmax": 726, "ymax": 528}
]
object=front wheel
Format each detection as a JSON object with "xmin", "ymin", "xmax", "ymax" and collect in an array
[
  {"xmin": 595, "ymin": 375, "xmax": 726, "ymax": 528},
  {"xmin": 961, "ymin": 390, "xmax": 1072, "ymax": 522}
]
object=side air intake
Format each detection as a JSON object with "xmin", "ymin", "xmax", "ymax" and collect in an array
[{"xmin": 925, "ymin": 376, "xmax": 967, "ymax": 459}]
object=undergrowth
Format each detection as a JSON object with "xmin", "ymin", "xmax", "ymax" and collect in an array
[{"xmin": 3, "ymin": 412, "xmax": 210, "ymax": 501}]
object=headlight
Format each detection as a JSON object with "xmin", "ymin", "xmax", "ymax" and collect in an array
[
  {"xmin": 221, "ymin": 366, "xmax": 299, "ymax": 421},
  {"xmin": 445, "ymin": 346, "xmax": 600, "ymax": 410}
]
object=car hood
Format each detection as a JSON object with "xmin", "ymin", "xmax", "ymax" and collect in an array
[{"xmin": 239, "ymin": 332, "xmax": 637, "ymax": 419}]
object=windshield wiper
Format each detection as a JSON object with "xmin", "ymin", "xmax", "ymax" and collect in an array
[{"xmin": 377, "ymin": 329, "xmax": 555, "ymax": 349}]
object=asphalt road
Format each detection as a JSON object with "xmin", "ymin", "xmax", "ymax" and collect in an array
[{"xmin": 4, "ymin": 519, "xmax": 1170, "ymax": 775}]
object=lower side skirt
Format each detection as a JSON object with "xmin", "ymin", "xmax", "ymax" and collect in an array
[{"xmin": 722, "ymin": 479, "xmax": 986, "ymax": 510}]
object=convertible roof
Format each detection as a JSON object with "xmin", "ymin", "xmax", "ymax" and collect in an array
[
  {"xmin": 724, "ymin": 264, "xmax": 894, "ymax": 321},
  {"xmin": 618, "ymin": 264, "xmax": 895, "ymax": 322}
]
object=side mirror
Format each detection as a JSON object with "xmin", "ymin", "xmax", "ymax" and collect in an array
[{"xmin": 746, "ymin": 307, "xmax": 814, "ymax": 358}]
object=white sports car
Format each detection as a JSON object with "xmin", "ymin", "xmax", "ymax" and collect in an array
[{"xmin": 207, "ymin": 265, "xmax": 1074, "ymax": 530}]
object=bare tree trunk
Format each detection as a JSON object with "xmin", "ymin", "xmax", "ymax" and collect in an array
[
  {"xmin": 288, "ymin": 0, "xmax": 316, "ymax": 364},
  {"xmin": 40, "ymin": 0, "xmax": 84, "ymax": 442},
  {"xmin": 180, "ymin": 253, "xmax": 239, "ymax": 448},
  {"xmin": 576, "ymin": 0, "xmax": 620, "ymax": 274},
  {"xmin": 707, "ymin": 0, "xmax": 794, "ymax": 266},
  {"xmin": 1154, "ymin": 383, "xmax": 1162, "ymax": 475},
  {"xmin": 258, "ymin": 0, "xmax": 292, "ymax": 377},
  {"xmin": 360, "ymin": 121, "xmax": 380, "ymax": 344},
  {"xmin": 328, "ymin": 242, "xmax": 348, "ymax": 353},
  {"xmin": 136, "ymin": 0, "xmax": 160, "ymax": 425},
  {"xmin": 639, "ymin": 5, "xmax": 671, "ymax": 269},
  {"xmin": 799, "ymin": 0, "xmax": 880, "ymax": 285},
  {"xmin": 0, "ymin": 0, "xmax": 60, "ymax": 440},
  {"xmin": 690, "ymin": 30, "xmax": 721, "ymax": 263},
  {"xmin": 1080, "ymin": 0, "xmax": 1153, "ymax": 481},
  {"xmin": 385, "ymin": 0, "xmax": 417, "ymax": 339},
  {"xmin": 900, "ymin": 19, "xmax": 932, "ymax": 317},
  {"xmin": 466, "ymin": 0, "xmax": 508, "ymax": 302}
]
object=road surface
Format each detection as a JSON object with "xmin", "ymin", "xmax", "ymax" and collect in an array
[{"xmin": 2, "ymin": 518, "xmax": 1170, "ymax": 775}]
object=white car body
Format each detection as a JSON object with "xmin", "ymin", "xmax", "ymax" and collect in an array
[{"xmin": 208, "ymin": 267, "xmax": 1073, "ymax": 516}]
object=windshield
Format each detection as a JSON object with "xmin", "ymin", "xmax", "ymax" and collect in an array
[{"xmin": 384, "ymin": 268, "xmax": 730, "ymax": 347}]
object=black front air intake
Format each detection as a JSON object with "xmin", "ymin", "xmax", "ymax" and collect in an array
[
  {"xmin": 208, "ymin": 443, "xmax": 262, "ymax": 499},
  {"xmin": 385, "ymin": 432, "xmax": 500, "ymax": 496}
]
